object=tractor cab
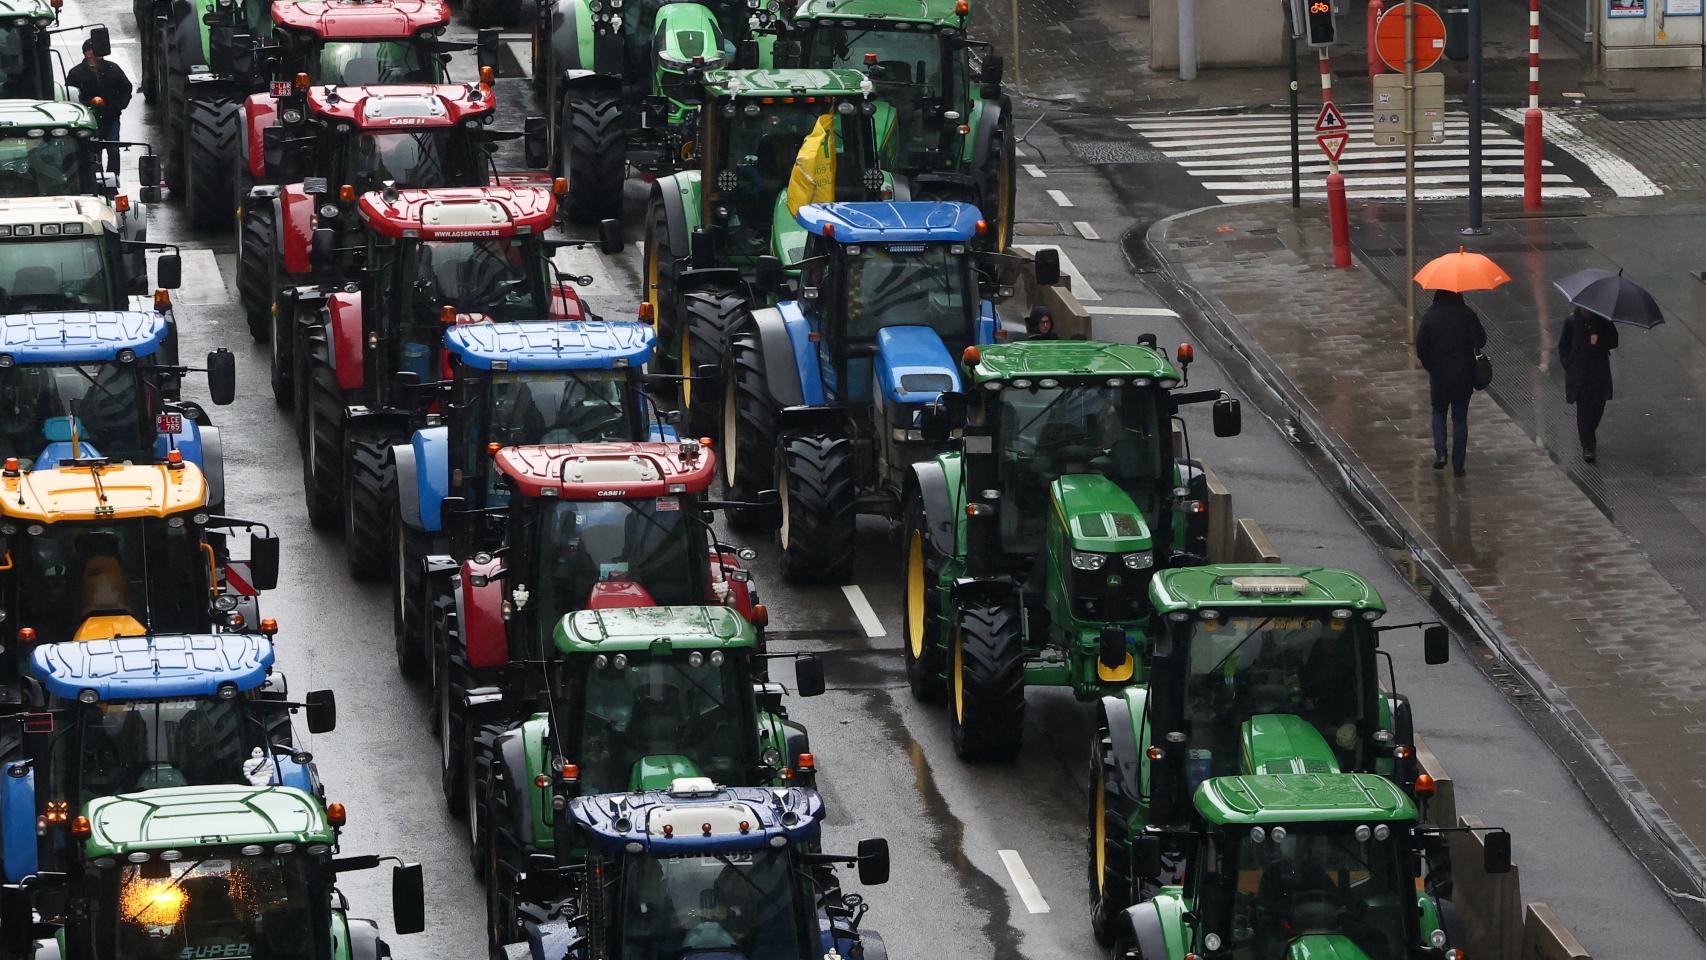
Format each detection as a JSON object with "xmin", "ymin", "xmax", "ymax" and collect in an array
[
  {"xmin": 264, "ymin": 0, "xmax": 455, "ymax": 86},
  {"xmin": 0, "ymin": 101, "xmax": 162, "ymax": 202},
  {"xmin": 0, "ymin": 1, "xmax": 107, "ymax": 101},
  {"xmin": 0, "ymin": 195, "xmax": 175, "ymax": 326}
]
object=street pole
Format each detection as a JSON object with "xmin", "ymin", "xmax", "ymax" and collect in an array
[
  {"xmin": 1524, "ymin": 0, "xmax": 1543, "ymax": 210},
  {"xmin": 1404, "ymin": 0, "xmax": 1416, "ymax": 341},
  {"xmin": 1322, "ymin": 51, "xmax": 1350, "ymax": 268},
  {"xmin": 1289, "ymin": 20, "xmax": 1301, "ymax": 208},
  {"xmin": 1465, "ymin": 0, "xmax": 1485, "ymax": 234},
  {"xmin": 1180, "ymin": 0, "xmax": 1198, "ymax": 80},
  {"xmin": 1010, "ymin": 0, "xmax": 1020, "ymax": 90}
]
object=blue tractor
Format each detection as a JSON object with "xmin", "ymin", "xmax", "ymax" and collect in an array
[
  {"xmin": 717, "ymin": 200, "xmax": 1050, "ymax": 583},
  {"xmin": 508, "ymin": 778, "xmax": 890, "ymax": 960}
]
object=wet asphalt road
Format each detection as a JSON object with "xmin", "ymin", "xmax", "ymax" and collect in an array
[{"xmin": 54, "ymin": 0, "xmax": 1706, "ymax": 953}]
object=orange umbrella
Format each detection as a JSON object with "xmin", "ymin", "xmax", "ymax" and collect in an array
[{"xmin": 1413, "ymin": 247, "xmax": 1511, "ymax": 292}]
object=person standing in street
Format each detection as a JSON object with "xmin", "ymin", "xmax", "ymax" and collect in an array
[
  {"xmin": 66, "ymin": 39, "xmax": 132, "ymax": 176},
  {"xmin": 1415, "ymin": 289, "xmax": 1487, "ymax": 477},
  {"xmin": 1557, "ymin": 305, "xmax": 1619, "ymax": 463},
  {"xmin": 1024, "ymin": 305, "xmax": 1057, "ymax": 340}
]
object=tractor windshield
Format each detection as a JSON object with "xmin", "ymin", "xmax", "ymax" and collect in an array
[
  {"xmin": 98, "ymin": 853, "xmax": 324, "ymax": 960},
  {"xmin": 842, "ymin": 242, "xmax": 970, "ymax": 343},
  {"xmin": 0, "ymin": 235, "xmax": 119, "ymax": 312},
  {"xmin": 573, "ymin": 649, "xmax": 756, "ymax": 794},
  {"xmin": 0, "ymin": 133, "xmax": 86, "ymax": 197},
  {"xmin": 1215, "ymin": 824, "xmax": 1410, "ymax": 960},
  {"xmin": 618, "ymin": 848, "xmax": 808, "ymax": 960},
  {"xmin": 11, "ymin": 516, "xmax": 210, "ymax": 643},
  {"xmin": 457, "ymin": 369, "xmax": 635, "ymax": 507},
  {"xmin": 342, "ymin": 130, "xmax": 464, "ymax": 192},
  {"xmin": 398, "ymin": 237, "xmax": 551, "ymax": 326},
  {"xmin": 49, "ymin": 697, "xmax": 273, "ymax": 798},
  {"xmin": 1179, "ymin": 614, "xmax": 1372, "ymax": 788},
  {"xmin": 0, "ymin": 361, "xmax": 153, "ymax": 466},
  {"xmin": 0, "ymin": 25, "xmax": 50, "ymax": 100},
  {"xmin": 715, "ymin": 102, "xmax": 873, "ymax": 257},
  {"xmin": 992, "ymin": 382, "xmax": 1163, "ymax": 554},
  {"xmin": 312, "ymin": 39, "xmax": 441, "ymax": 85},
  {"xmin": 531, "ymin": 496, "xmax": 702, "ymax": 620},
  {"xmin": 799, "ymin": 25, "xmax": 964, "ymax": 164}
]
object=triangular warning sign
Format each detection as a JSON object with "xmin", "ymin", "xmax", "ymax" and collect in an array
[
  {"xmin": 1315, "ymin": 101, "xmax": 1347, "ymax": 133},
  {"xmin": 1317, "ymin": 132, "xmax": 1349, "ymax": 162}
]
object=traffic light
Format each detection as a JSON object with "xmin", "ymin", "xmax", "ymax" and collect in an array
[{"xmin": 1306, "ymin": 0, "xmax": 1337, "ymax": 47}]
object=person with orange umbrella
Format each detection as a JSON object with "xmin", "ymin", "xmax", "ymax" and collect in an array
[{"xmin": 1413, "ymin": 249, "xmax": 1507, "ymax": 477}]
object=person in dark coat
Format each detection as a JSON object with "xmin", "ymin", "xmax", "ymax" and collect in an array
[
  {"xmin": 1557, "ymin": 306, "xmax": 1619, "ymax": 463},
  {"xmin": 1414, "ymin": 289, "xmax": 1487, "ymax": 477},
  {"xmin": 1024, "ymin": 305, "xmax": 1056, "ymax": 340},
  {"xmin": 66, "ymin": 39, "xmax": 132, "ymax": 175}
]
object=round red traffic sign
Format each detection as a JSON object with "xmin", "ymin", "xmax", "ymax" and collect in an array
[{"xmin": 1376, "ymin": 3, "xmax": 1446, "ymax": 73}]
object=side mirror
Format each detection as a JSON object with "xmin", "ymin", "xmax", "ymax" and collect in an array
[
  {"xmin": 856, "ymin": 838, "xmax": 890, "ymax": 886},
  {"xmin": 230, "ymin": 37, "xmax": 254, "ymax": 77},
  {"xmin": 794, "ymin": 655, "xmax": 825, "ymax": 697},
  {"xmin": 304, "ymin": 689, "xmax": 337, "ymax": 734},
  {"xmin": 138, "ymin": 154, "xmax": 160, "ymax": 188},
  {"xmin": 755, "ymin": 254, "xmax": 784, "ymax": 291},
  {"xmin": 441, "ymin": 495, "xmax": 470, "ymax": 553},
  {"xmin": 1482, "ymin": 829, "xmax": 1512, "ymax": 875},
  {"xmin": 919, "ymin": 389, "xmax": 966, "ymax": 443},
  {"xmin": 392, "ymin": 863, "xmax": 426, "ymax": 935},
  {"xmin": 89, "ymin": 26, "xmax": 112, "ymax": 57},
  {"xmin": 140, "ymin": 185, "xmax": 160, "ymax": 204},
  {"xmin": 249, "ymin": 533, "xmax": 281, "ymax": 591},
  {"xmin": 155, "ymin": 252, "xmax": 182, "ymax": 290},
  {"xmin": 311, "ymin": 228, "xmax": 336, "ymax": 282},
  {"xmin": 980, "ymin": 52, "xmax": 1004, "ymax": 86},
  {"xmin": 476, "ymin": 28, "xmax": 500, "ymax": 73},
  {"xmin": 1211, "ymin": 397, "xmax": 1241, "ymax": 438},
  {"xmin": 1098, "ymin": 625, "xmax": 1126, "ymax": 670},
  {"xmin": 206, "ymin": 348, "xmax": 236, "ymax": 405},
  {"xmin": 1033, "ymin": 248, "xmax": 1061, "ymax": 286},
  {"xmin": 1134, "ymin": 833, "xmax": 1162, "ymax": 879},
  {"xmin": 1423, "ymin": 624, "xmax": 1450, "ymax": 664},
  {"xmin": 524, "ymin": 116, "xmax": 548, "ymax": 168},
  {"xmin": 598, "ymin": 218, "xmax": 624, "ymax": 255}
]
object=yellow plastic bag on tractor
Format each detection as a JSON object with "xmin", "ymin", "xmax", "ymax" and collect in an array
[{"xmin": 787, "ymin": 114, "xmax": 837, "ymax": 218}]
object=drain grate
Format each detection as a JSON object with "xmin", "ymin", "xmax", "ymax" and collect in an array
[{"xmin": 1065, "ymin": 139, "xmax": 1167, "ymax": 165}]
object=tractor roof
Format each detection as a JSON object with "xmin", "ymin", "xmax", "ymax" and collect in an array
[
  {"xmin": 306, "ymin": 82, "xmax": 493, "ymax": 127},
  {"xmin": 965, "ymin": 340, "xmax": 1179, "ymax": 384},
  {"xmin": 358, "ymin": 185, "xmax": 553, "ymax": 239},
  {"xmin": 572, "ymin": 784, "xmax": 824, "ymax": 855},
  {"xmin": 497, "ymin": 441, "xmax": 716, "ymax": 500},
  {"xmin": 0, "ymin": 310, "xmax": 166, "ymax": 365},
  {"xmin": 0, "ymin": 0, "xmax": 55, "ymax": 22},
  {"xmin": 0, "ymin": 194, "xmax": 118, "ymax": 236},
  {"xmin": 4, "ymin": 461, "xmax": 208, "ymax": 522},
  {"xmin": 84, "ymin": 785, "xmax": 334, "ymax": 857},
  {"xmin": 1194, "ymin": 772, "xmax": 1417, "ymax": 827},
  {"xmin": 703, "ymin": 67, "xmax": 870, "ymax": 98},
  {"xmin": 446, "ymin": 320, "xmax": 653, "ymax": 371},
  {"xmin": 1150, "ymin": 564, "xmax": 1385, "ymax": 615},
  {"xmin": 0, "ymin": 99, "xmax": 97, "ymax": 130},
  {"xmin": 555, "ymin": 606, "xmax": 757, "ymax": 656},
  {"xmin": 271, "ymin": 0, "xmax": 449, "ymax": 37},
  {"xmin": 798, "ymin": 201, "xmax": 980, "ymax": 243},
  {"xmin": 790, "ymin": 0, "xmax": 967, "ymax": 25},
  {"xmin": 33, "ymin": 634, "xmax": 275, "ymax": 702}
]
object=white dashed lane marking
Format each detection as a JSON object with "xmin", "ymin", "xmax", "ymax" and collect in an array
[
  {"xmin": 999, "ymin": 850, "xmax": 1052, "ymax": 914},
  {"xmin": 1023, "ymin": 163, "xmax": 1046, "ymax": 178},
  {"xmin": 841, "ymin": 585, "xmax": 886, "ymax": 639},
  {"xmin": 1045, "ymin": 189, "xmax": 1074, "ymax": 207},
  {"xmin": 1073, "ymin": 221, "xmax": 1100, "ymax": 240}
]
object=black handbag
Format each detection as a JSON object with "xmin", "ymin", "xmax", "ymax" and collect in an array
[{"xmin": 1472, "ymin": 351, "xmax": 1494, "ymax": 391}]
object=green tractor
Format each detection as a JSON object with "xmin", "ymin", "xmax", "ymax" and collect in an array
[
  {"xmin": 0, "ymin": 100, "xmax": 163, "ymax": 202},
  {"xmin": 900, "ymin": 338, "xmax": 1240, "ymax": 761},
  {"xmin": 1088, "ymin": 565, "xmax": 1452, "ymax": 937},
  {"xmin": 471, "ymin": 605, "xmax": 824, "ymax": 954},
  {"xmin": 0, "ymin": 3, "xmax": 108, "ymax": 102},
  {"xmin": 643, "ymin": 67, "xmax": 884, "ymax": 431},
  {"xmin": 1109, "ymin": 771, "xmax": 1509, "ymax": 960}
]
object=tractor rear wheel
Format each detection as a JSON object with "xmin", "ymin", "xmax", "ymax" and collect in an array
[
  {"xmin": 1089, "ymin": 726, "xmax": 1139, "ymax": 942},
  {"xmin": 271, "ymin": 299, "xmax": 299, "ymax": 410},
  {"xmin": 301, "ymin": 321, "xmax": 345, "ymax": 530},
  {"xmin": 343, "ymin": 429, "xmax": 395, "ymax": 580},
  {"xmin": 439, "ymin": 641, "xmax": 471, "ymax": 819},
  {"xmin": 466, "ymin": 720, "xmax": 505, "ymax": 882},
  {"xmin": 949, "ymin": 600, "xmax": 1025, "ymax": 762},
  {"xmin": 902, "ymin": 498, "xmax": 947, "ymax": 704},
  {"xmin": 982, "ymin": 107, "xmax": 1016, "ymax": 253},
  {"xmin": 485, "ymin": 757, "xmax": 526, "ymax": 955},
  {"xmin": 393, "ymin": 517, "xmax": 428, "ymax": 680},
  {"xmin": 678, "ymin": 288, "xmax": 743, "ymax": 438},
  {"xmin": 776, "ymin": 433, "xmax": 856, "ymax": 584},
  {"xmin": 720, "ymin": 327, "xmax": 779, "ymax": 532},
  {"xmin": 643, "ymin": 194, "xmax": 680, "ymax": 353},
  {"xmin": 182, "ymin": 96, "xmax": 240, "ymax": 231},
  {"xmin": 237, "ymin": 200, "xmax": 276, "ymax": 342},
  {"xmin": 159, "ymin": 29, "xmax": 184, "ymax": 193},
  {"xmin": 139, "ymin": 19, "xmax": 158, "ymax": 104},
  {"xmin": 560, "ymin": 93, "xmax": 624, "ymax": 224}
]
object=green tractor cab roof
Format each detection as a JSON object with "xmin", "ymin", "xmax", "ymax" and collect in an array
[
  {"xmin": 1150, "ymin": 564, "xmax": 1386, "ymax": 615},
  {"xmin": 555, "ymin": 606, "xmax": 758, "ymax": 656},
  {"xmin": 1195, "ymin": 771, "xmax": 1417, "ymax": 827},
  {"xmin": 84, "ymin": 785, "xmax": 334, "ymax": 857},
  {"xmin": 703, "ymin": 67, "xmax": 871, "ymax": 99},
  {"xmin": 0, "ymin": 0, "xmax": 56, "ymax": 22},
  {"xmin": 0, "ymin": 99, "xmax": 97, "ymax": 131},
  {"xmin": 965, "ymin": 341, "xmax": 1180, "ymax": 385},
  {"xmin": 789, "ymin": 0, "xmax": 965, "ymax": 27},
  {"xmin": 1055, "ymin": 474, "xmax": 1151, "ymax": 551}
]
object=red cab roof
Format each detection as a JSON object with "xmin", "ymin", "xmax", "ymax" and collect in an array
[
  {"xmin": 271, "ymin": 0, "xmax": 450, "ymax": 37},
  {"xmin": 496, "ymin": 442, "xmax": 717, "ymax": 500},
  {"xmin": 358, "ymin": 184, "xmax": 556, "ymax": 238},
  {"xmin": 306, "ymin": 83, "xmax": 493, "ymax": 128}
]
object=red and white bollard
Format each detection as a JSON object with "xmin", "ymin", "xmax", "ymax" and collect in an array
[
  {"xmin": 1321, "ymin": 53, "xmax": 1352, "ymax": 268},
  {"xmin": 1367, "ymin": 0, "xmax": 1386, "ymax": 81},
  {"xmin": 1524, "ymin": 0, "xmax": 1543, "ymax": 210}
]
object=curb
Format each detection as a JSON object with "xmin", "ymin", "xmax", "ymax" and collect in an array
[{"xmin": 1143, "ymin": 201, "xmax": 1706, "ymax": 930}]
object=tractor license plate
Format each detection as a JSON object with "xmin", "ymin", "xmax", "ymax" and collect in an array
[
  {"xmin": 271, "ymin": 81, "xmax": 293, "ymax": 97},
  {"xmin": 157, "ymin": 413, "xmax": 183, "ymax": 434}
]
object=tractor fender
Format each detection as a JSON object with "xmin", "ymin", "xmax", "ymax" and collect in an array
[
  {"xmin": 549, "ymin": 282, "xmax": 587, "ymax": 320},
  {"xmin": 164, "ymin": 0, "xmax": 206, "ymax": 83},
  {"xmin": 239, "ymin": 93, "xmax": 278, "ymax": 180},
  {"xmin": 1114, "ymin": 902, "xmax": 1170, "ymax": 960},
  {"xmin": 949, "ymin": 575, "xmax": 1019, "ymax": 609},
  {"xmin": 279, "ymin": 183, "xmax": 315, "ymax": 276},
  {"xmin": 344, "ymin": 916, "xmax": 386, "ymax": 960},
  {"xmin": 873, "ymin": 326, "xmax": 959, "ymax": 406},
  {"xmin": 781, "ymin": 718, "xmax": 809, "ymax": 766},
  {"xmin": 0, "ymin": 760, "xmax": 37, "ymax": 882},
  {"xmin": 1097, "ymin": 690, "xmax": 1146, "ymax": 813},
  {"xmin": 749, "ymin": 301, "xmax": 827, "ymax": 409},
  {"xmin": 411, "ymin": 427, "xmax": 450, "ymax": 533},
  {"xmin": 905, "ymin": 460, "xmax": 957, "ymax": 560},
  {"xmin": 650, "ymin": 176, "xmax": 696, "ymax": 276},
  {"xmin": 272, "ymin": 753, "xmax": 317, "ymax": 794},
  {"xmin": 326, "ymin": 291, "xmax": 365, "ymax": 391},
  {"xmin": 547, "ymin": 0, "xmax": 598, "ymax": 77},
  {"xmin": 968, "ymin": 96, "xmax": 1007, "ymax": 177},
  {"xmin": 461, "ymin": 557, "xmax": 508, "ymax": 670},
  {"xmin": 393, "ymin": 438, "xmax": 421, "ymax": 532},
  {"xmin": 494, "ymin": 725, "xmax": 539, "ymax": 848},
  {"xmin": 200, "ymin": 425, "xmax": 225, "ymax": 515}
]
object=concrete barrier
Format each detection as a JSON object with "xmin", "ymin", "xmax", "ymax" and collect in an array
[
  {"xmin": 1450, "ymin": 814, "xmax": 1524, "ymax": 960},
  {"xmin": 1522, "ymin": 903, "xmax": 1592, "ymax": 960},
  {"xmin": 1413, "ymin": 733, "xmax": 1458, "ymax": 831},
  {"xmin": 1201, "ymin": 463, "xmax": 1233, "ymax": 564},
  {"xmin": 1231, "ymin": 518, "xmax": 1279, "ymax": 563}
]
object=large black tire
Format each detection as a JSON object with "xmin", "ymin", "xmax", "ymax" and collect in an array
[
  {"xmin": 643, "ymin": 194, "xmax": 680, "ymax": 353},
  {"xmin": 271, "ymin": 299, "xmax": 297, "ymax": 410},
  {"xmin": 466, "ymin": 719, "xmax": 504, "ymax": 881},
  {"xmin": 159, "ymin": 26, "xmax": 184, "ymax": 193},
  {"xmin": 902, "ymin": 497, "xmax": 947, "ymax": 704},
  {"xmin": 139, "ymin": 17, "xmax": 158, "ymax": 104},
  {"xmin": 560, "ymin": 94, "xmax": 624, "ymax": 224},
  {"xmin": 982, "ymin": 107, "xmax": 1016, "ymax": 253},
  {"xmin": 484, "ymin": 752, "xmax": 526, "ymax": 955},
  {"xmin": 949, "ymin": 600, "xmax": 1026, "ymax": 762},
  {"xmin": 677, "ymin": 289, "xmax": 744, "ymax": 438},
  {"xmin": 1089, "ymin": 726, "xmax": 1140, "ymax": 942},
  {"xmin": 438, "ymin": 639, "xmax": 471, "ymax": 819},
  {"xmin": 720, "ymin": 328, "xmax": 779, "ymax": 532},
  {"xmin": 393, "ymin": 517, "xmax": 428, "ymax": 680},
  {"xmin": 776, "ymin": 433, "xmax": 856, "ymax": 584},
  {"xmin": 301, "ymin": 321, "xmax": 345, "ymax": 530},
  {"xmin": 343, "ymin": 430, "xmax": 395, "ymax": 580},
  {"xmin": 182, "ymin": 97, "xmax": 240, "ymax": 231},
  {"xmin": 238, "ymin": 200, "xmax": 276, "ymax": 342}
]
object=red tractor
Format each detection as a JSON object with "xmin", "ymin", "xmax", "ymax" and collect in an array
[
  {"xmin": 430, "ymin": 439, "xmax": 766, "ymax": 816},
  {"xmin": 294, "ymin": 183, "xmax": 618, "ymax": 568}
]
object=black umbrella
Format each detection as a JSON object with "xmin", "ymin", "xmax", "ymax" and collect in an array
[{"xmin": 1553, "ymin": 267, "xmax": 1665, "ymax": 329}]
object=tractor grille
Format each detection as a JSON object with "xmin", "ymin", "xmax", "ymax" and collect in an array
[{"xmin": 1072, "ymin": 565, "xmax": 1149, "ymax": 623}]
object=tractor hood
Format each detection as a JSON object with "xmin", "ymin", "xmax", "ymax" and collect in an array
[
  {"xmin": 653, "ymin": 2, "xmax": 727, "ymax": 69},
  {"xmin": 875, "ymin": 326, "xmax": 958, "ymax": 404},
  {"xmin": 1241, "ymin": 713, "xmax": 1342, "ymax": 777},
  {"xmin": 1052, "ymin": 474, "xmax": 1151, "ymax": 554},
  {"xmin": 1284, "ymin": 934, "xmax": 1375, "ymax": 960},
  {"xmin": 629, "ymin": 754, "xmax": 702, "ymax": 791}
]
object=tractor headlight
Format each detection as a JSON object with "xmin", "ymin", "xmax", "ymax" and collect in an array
[
  {"xmin": 319, "ymin": 203, "xmax": 339, "ymax": 219},
  {"xmin": 281, "ymin": 107, "xmax": 303, "ymax": 124},
  {"xmin": 1123, "ymin": 553, "xmax": 1153, "ymax": 570},
  {"xmin": 213, "ymin": 594, "xmax": 239, "ymax": 612},
  {"xmin": 1204, "ymin": 934, "xmax": 1222, "ymax": 952},
  {"xmin": 1429, "ymin": 929, "xmax": 1447, "ymax": 949},
  {"xmin": 1070, "ymin": 551, "xmax": 1105, "ymax": 572}
]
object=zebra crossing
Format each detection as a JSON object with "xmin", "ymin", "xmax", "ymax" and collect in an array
[{"xmin": 1122, "ymin": 110, "xmax": 1592, "ymax": 204}]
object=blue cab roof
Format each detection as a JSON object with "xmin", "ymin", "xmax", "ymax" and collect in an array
[
  {"xmin": 32, "ymin": 634, "xmax": 275, "ymax": 701},
  {"xmin": 445, "ymin": 320, "xmax": 655, "ymax": 371},
  {"xmin": 0, "ymin": 311, "xmax": 168, "ymax": 363},
  {"xmin": 797, "ymin": 201, "xmax": 983, "ymax": 243},
  {"xmin": 571, "ymin": 783, "xmax": 825, "ymax": 855}
]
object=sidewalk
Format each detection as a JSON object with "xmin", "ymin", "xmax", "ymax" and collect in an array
[{"xmin": 1146, "ymin": 195, "xmax": 1706, "ymax": 926}]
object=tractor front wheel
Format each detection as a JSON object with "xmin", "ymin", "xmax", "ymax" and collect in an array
[
  {"xmin": 949, "ymin": 600, "xmax": 1025, "ymax": 762},
  {"xmin": 182, "ymin": 97, "xmax": 240, "ymax": 231},
  {"xmin": 439, "ymin": 640, "xmax": 471, "ymax": 819},
  {"xmin": 301, "ymin": 322, "xmax": 345, "ymax": 529},
  {"xmin": 720, "ymin": 327, "xmax": 779, "ymax": 531},
  {"xmin": 643, "ymin": 194, "xmax": 680, "ymax": 352},
  {"xmin": 237, "ymin": 200, "xmax": 276, "ymax": 342},
  {"xmin": 902, "ymin": 498, "xmax": 947, "ymax": 704},
  {"xmin": 1089, "ymin": 726, "xmax": 1138, "ymax": 941},
  {"xmin": 484, "ymin": 763, "xmax": 526, "ymax": 956},
  {"xmin": 776, "ymin": 433, "xmax": 856, "ymax": 584},
  {"xmin": 982, "ymin": 108, "xmax": 1016, "ymax": 253},
  {"xmin": 393, "ymin": 517, "xmax": 428, "ymax": 680},
  {"xmin": 678, "ymin": 288, "xmax": 744, "ymax": 438},
  {"xmin": 343, "ymin": 429, "xmax": 395, "ymax": 580},
  {"xmin": 560, "ymin": 93, "xmax": 624, "ymax": 224}
]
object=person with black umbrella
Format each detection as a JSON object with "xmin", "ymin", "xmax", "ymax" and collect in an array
[{"xmin": 1557, "ymin": 306, "xmax": 1618, "ymax": 463}]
